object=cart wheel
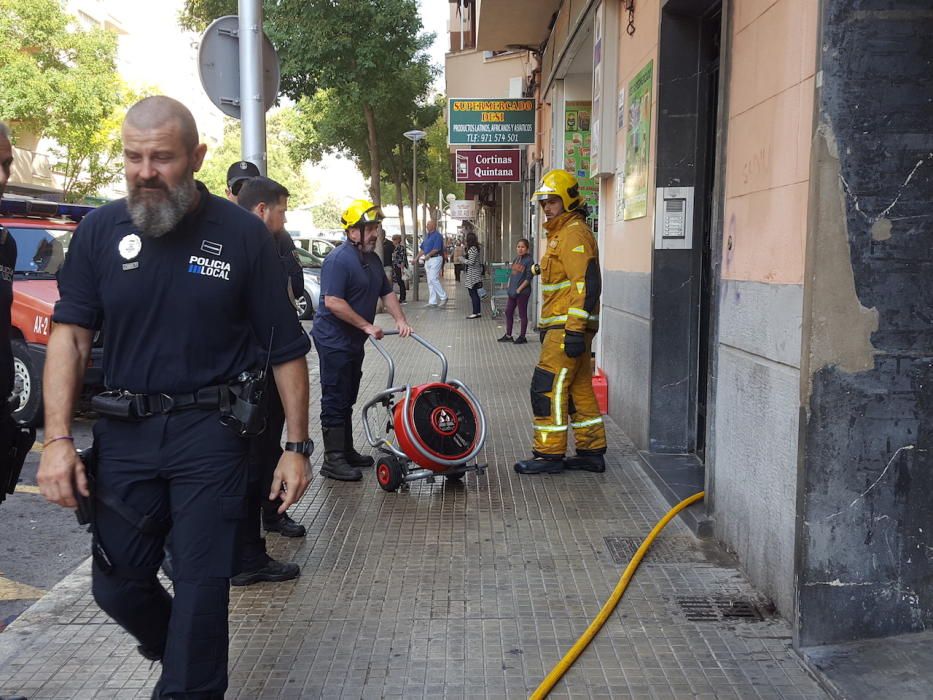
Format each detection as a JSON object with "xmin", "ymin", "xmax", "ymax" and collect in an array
[
  {"xmin": 445, "ymin": 471, "xmax": 464, "ymax": 482},
  {"xmin": 376, "ymin": 456, "xmax": 404, "ymax": 492}
]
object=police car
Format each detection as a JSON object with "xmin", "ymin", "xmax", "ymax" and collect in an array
[{"xmin": 0, "ymin": 196, "xmax": 104, "ymax": 425}]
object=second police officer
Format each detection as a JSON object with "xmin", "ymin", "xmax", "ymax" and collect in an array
[
  {"xmin": 311, "ymin": 200, "xmax": 412, "ymax": 481},
  {"xmin": 37, "ymin": 96, "xmax": 313, "ymax": 699}
]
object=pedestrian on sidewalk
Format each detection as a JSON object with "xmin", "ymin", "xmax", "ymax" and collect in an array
[
  {"xmin": 391, "ymin": 233, "xmax": 409, "ymax": 303},
  {"xmin": 515, "ymin": 169, "xmax": 607, "ymax": 475},
  {"xmin": 37, "ymin": 96, "xmax": 313, "ymax": 699},
  {"xmin": 311, "ymin": 200, "xmax": 412, "ymax": 481},
  {"xmin": 498, "ymin": 238, "xmax": 534, "ymax": 344},
  {"xmin": 382, "ymin": 230, "xmax": 395, "ymax": 287},
  {"xmin": 416, "ymin": 218, "xmax": 447, "ymax": 306},
  {"xmin": 453, "ymin": 238, "xmax": 465, "ymax": 282},
  {"xmin": 232, "ymin": 176, "xmax": 308, "ymax": 587},
  {"xmin": 461, "ymin": 230, "xmax": 484, "ymax": 319}
]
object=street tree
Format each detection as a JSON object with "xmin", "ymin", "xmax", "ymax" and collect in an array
[
  {"xmin": 180, "ymin": 0, "xmax": 436, "ymax": 206},
  {"xmin": 198, "ymin": 109, "xmax": 312, "ymax": 205},
  {"xmin": 0, "ymin": 0, "xmax": 133, "ymax": 201}
]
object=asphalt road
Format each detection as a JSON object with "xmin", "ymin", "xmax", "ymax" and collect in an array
[{"xmin": 0, "ymin": 415, "xmax": 96, "ymax": 631}]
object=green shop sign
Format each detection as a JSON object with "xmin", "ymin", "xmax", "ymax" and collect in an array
[{"xmin": 448, "ymin": 98, "xmax": 536, "ymax": 145}]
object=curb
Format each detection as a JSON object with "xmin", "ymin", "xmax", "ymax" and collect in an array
[{"xmin": 0, "ymin": 557, "xmax": 93, "ymax": 668}]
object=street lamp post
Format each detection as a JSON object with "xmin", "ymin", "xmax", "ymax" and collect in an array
[{"xmin": 404, "ymin": 129, "xmax": 426, "ymax": 301}]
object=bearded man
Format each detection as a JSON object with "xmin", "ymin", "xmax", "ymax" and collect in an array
[
  {"xmin": 37, "ymin": 96, "xmax": 313, "ymax": 699},
  {"xmin": 310, "ymin": 199, "xmax": 411, "ymax": 481}
]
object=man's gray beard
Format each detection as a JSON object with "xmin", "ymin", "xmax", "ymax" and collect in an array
[{"xmin": 127, "ymin": 179, "xmax": 196, "ymax": 238}]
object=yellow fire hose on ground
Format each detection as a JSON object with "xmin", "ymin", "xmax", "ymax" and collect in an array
[{"xmin": 530, "ymin": 491, "xmax": 706, "ymax": 700}]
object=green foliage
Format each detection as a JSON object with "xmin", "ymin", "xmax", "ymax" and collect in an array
[
  {"xmin": 0, "ymin": 0, "xmax": 134, "ymax": 201},
  {"xmin": 198, "ymin": 110, "xmax": 313, "ymax": 205},
  {"xmin": 309, "ymin": 198, "xmax": 343, "ymax": 230},
  {"xmin": 181, "ymin": 0, "xmax": 437, "ymax": 204}
]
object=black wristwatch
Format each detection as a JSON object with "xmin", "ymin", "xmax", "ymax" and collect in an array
[{"xmin": 284, "ymin": 439, "xmax": 314, "ymax": 456}]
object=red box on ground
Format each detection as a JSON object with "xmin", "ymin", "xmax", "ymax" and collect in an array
[{"xmin": 593, "ymin": 370, "xmax": 608, "ymax": 415}]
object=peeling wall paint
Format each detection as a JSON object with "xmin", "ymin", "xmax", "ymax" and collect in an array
[{"xmin": 796, "ymin": 0, "xmax": 933, "ymax": 647}]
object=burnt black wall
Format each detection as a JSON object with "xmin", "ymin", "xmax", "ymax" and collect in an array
[{"xmin": 796, "ymin": 0, "xmax": 933, "ymax": 646}]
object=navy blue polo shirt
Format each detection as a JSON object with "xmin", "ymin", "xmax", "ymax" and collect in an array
[
  {"xmin": 0, "ymin": 226, "xmax": 16, "ymax": 400},
  {"xmin": 311, "ymin": 241, "xmax": 391, "ymax": 351},
  {"xmin": 53, "ymin": 181, "xmax": 310, "ymax": 395}
]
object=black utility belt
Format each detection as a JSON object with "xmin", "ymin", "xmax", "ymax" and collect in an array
[
  {"xmin": 92, "ymin": 371, "xmax": 267, "ymax": 437},
  {"xmin": 91, "ymin": 387, "xmax": 226, "ymax": 420}
]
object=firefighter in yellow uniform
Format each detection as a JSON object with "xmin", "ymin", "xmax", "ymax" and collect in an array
[{"xmin": 515, "ymin": 169, "xmax": 607, "ymax": 475}]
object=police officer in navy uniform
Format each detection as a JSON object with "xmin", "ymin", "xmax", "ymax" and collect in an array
[
  {"xmin": 312, "ymin": 199, "xmax": 412, "ymax": 481},
  {"xmin": 0, "ymin": 122, "xmax": 18, "ymax": 450},
  {"xmin": 231, "ymin": 176, "xmax": 306, "ymax": 587},
  {"xmin": 225, "ymin": 159, "xmax": 260, "ymax": 203},
  {"xmin": 37, "ymin": 97, "xmax": 313, "ymax": 699}
]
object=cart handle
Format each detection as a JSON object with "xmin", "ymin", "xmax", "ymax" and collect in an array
[{"xmin": 368, "ymin": 331, "xmax": 448, "ymax": 389}]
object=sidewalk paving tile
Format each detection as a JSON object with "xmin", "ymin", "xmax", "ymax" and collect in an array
[{"xmin": 0, "ymin": 277, "xmax": 827, "ymax": 699}]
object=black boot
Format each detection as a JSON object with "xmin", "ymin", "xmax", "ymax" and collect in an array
[
  {"xmin": 263, "ymin": 509, "xmax": 307, "ymax": 537},
  {"xmin": 320, "ymin": 426, "xmax": 362, "ymax": 481},
  {"xmin": 514, "ymin": 455, "xmax": 565, "ymax": 475},
  {"xmin": 230, "ymin": 557, "xmax": 300, "ymax": 586},
  {"xmin": 563, "ymin": 453, "xmax": 606, "ymax": 473},
  {"xmin": 344, "ymin": 418, "xmax": 375, "ymax": 468}
]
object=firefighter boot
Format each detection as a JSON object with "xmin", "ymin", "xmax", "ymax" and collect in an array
[
  {"xmin": 320, "ymin": 426, "xmax": 362, "ymax": 481},
  {"xmin": 344, "ymin": 418, "xmax": 375, "ymax": 468},
  {"xmin": 514, "ymin": 454, "xmax": 565, "ymax": 475},
  {"xmin": 563, "ymin": 452, "xmax": 606, "ymax": 473}
]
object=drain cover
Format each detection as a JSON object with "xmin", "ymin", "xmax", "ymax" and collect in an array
[
  {"xmin": 675, "ymin": 596, "xmax": 764, "ymax": 623},
  {"xmin": 604, "ymin": 535, "xmax": 703, "ymax": 565}
]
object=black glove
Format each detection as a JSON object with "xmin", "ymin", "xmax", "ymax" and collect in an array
[{"xmin": 563, "ymin": 331, "xmax": 586, "ymax": 359}]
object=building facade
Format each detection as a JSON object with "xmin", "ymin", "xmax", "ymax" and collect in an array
[{"xmin": 463, "ymin": 0, "xmax": 933, "ymax": 657}]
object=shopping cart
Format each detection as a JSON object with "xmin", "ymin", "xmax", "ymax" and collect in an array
[{"xmin": 488, "ymin": 262, "xmax": 511, "ymax": 318}]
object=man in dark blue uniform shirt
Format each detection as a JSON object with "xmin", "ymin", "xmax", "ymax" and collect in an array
[
  {"xmin": 36, "ymin": 97, "xmax": 313, "ymax": 699},
  {"xmin": 0, "ymin": 122, "xmax": 15, "ymax": 415},
  {"xmin": 232, "ymin": 176, "xmax": 306, "ymax": 587},
  {"xmin": 311, "ymin": 199, "xmax": 411, "ymax": 481},
  {"xmin": 0, "ymin": 122, "xmax": 18, "ymax": 469}
]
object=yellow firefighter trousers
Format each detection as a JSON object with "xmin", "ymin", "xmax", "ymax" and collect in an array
[{"xmin": 531, "ymin": 329, "xmax": 607, "ymax": 456}]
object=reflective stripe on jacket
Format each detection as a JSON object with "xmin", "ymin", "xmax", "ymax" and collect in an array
[{"xmin": 538, "ymin": 211, "xmax": 601, "ymax": 333}]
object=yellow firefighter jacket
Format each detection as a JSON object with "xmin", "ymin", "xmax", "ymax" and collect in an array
[{"xmin": 538, "ymin": 210, "xmax": 601, "ymax": 333}]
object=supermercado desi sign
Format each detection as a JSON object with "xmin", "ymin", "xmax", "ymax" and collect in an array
[
  {"xmin": 448, "ymin": 98, "xmax": 535, "ymax": 145},
  {"xmin": 455, "ymin": 149, "xmax": 521, "ymax": 182}
]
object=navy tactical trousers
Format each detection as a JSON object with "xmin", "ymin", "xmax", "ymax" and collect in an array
[
  {"xmin": 90, "ymin": 410, "xmax": 248, "ymax": 699},
  {"xmin": 237, "ymin": 378, "xmax": 285, "ymax": 571},
  {"xmin": 313, "ymin": 339, "xmax": 365, "ymax": 428}
]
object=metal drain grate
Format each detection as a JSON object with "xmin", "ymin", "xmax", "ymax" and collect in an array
[
  {"xmin": 603, "ymin": 535, "xmax": 703, "ymax": 565},
  {"xmin": 675, "ymin": 596, "xmax": 764, "ymax": 623}
]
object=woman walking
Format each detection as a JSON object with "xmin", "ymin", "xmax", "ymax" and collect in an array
[
  {"xmin": 498, "ymin": 238, "xmax": 534, "ymax": 344},
  {"xmin": 391, "ymin": 234, "xmax": 409, "ymax": 303},
  {"xmin": 461, "ymin": 231, "xmax": 484, "ymax": 319}
]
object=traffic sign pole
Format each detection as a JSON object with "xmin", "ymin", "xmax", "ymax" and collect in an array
[{"xmin": 238, "ymin": 0, "xmax": 267, "ymax": 174}]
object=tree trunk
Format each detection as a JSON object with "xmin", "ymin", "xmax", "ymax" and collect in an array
[
  {"xmin": 393, "ymin": 165, "xmax": 407, "ymax": 244},
  {"xmin": 363, "ymin": 103, "xmax": 381, "ymax": 206}
]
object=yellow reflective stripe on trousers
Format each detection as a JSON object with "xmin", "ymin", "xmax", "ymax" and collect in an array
[
  {"xmin": 541, "ymin": 281, "xmax": 571, "ymax": 293},
  {"xmin": 539, "ymin": 314, "xmax": 568, "ymax": 325},
  {"xmin": 553, "ymin": 368, "xmax": 569, "ymax": 426},
  {"xmin": 535, "ymin": 424, "xmax": 568, "ymax": 432},
  {"xmin": 568, "ymin": 307, "xmax": 589, "ymax": 319},
  {"xmin": 571, "ymin": 417, "xmax": 604, "ymax": 429}
]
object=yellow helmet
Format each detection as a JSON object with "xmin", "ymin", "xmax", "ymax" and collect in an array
[
  {"xmin": 532, "ymin": 169, "xmax": 582, "ymax": 212},
  {"xmin": 340, "ymin": 199, "xmax": 384, "ymax": 231}
]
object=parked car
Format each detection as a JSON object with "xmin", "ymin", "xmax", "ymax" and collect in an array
[
  {"xmin": 1, "ymin": 196, "xmax": 103, "ymax": 426},
  {"xmin": 293, "ymin": 247, "xmax": 321, "ymax": 321},
  {"xmin": 292, "ymin": 236, "xmax": 337, "ymax": 266}
]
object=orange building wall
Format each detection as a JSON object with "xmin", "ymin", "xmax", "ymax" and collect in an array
[
  {"xmin": 601, "ymin": 0, "xmax": 661, "ymax": 275},
  {"xmin": 722, "ymin": 0, "xmax": 818, "ymax": 285}
]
